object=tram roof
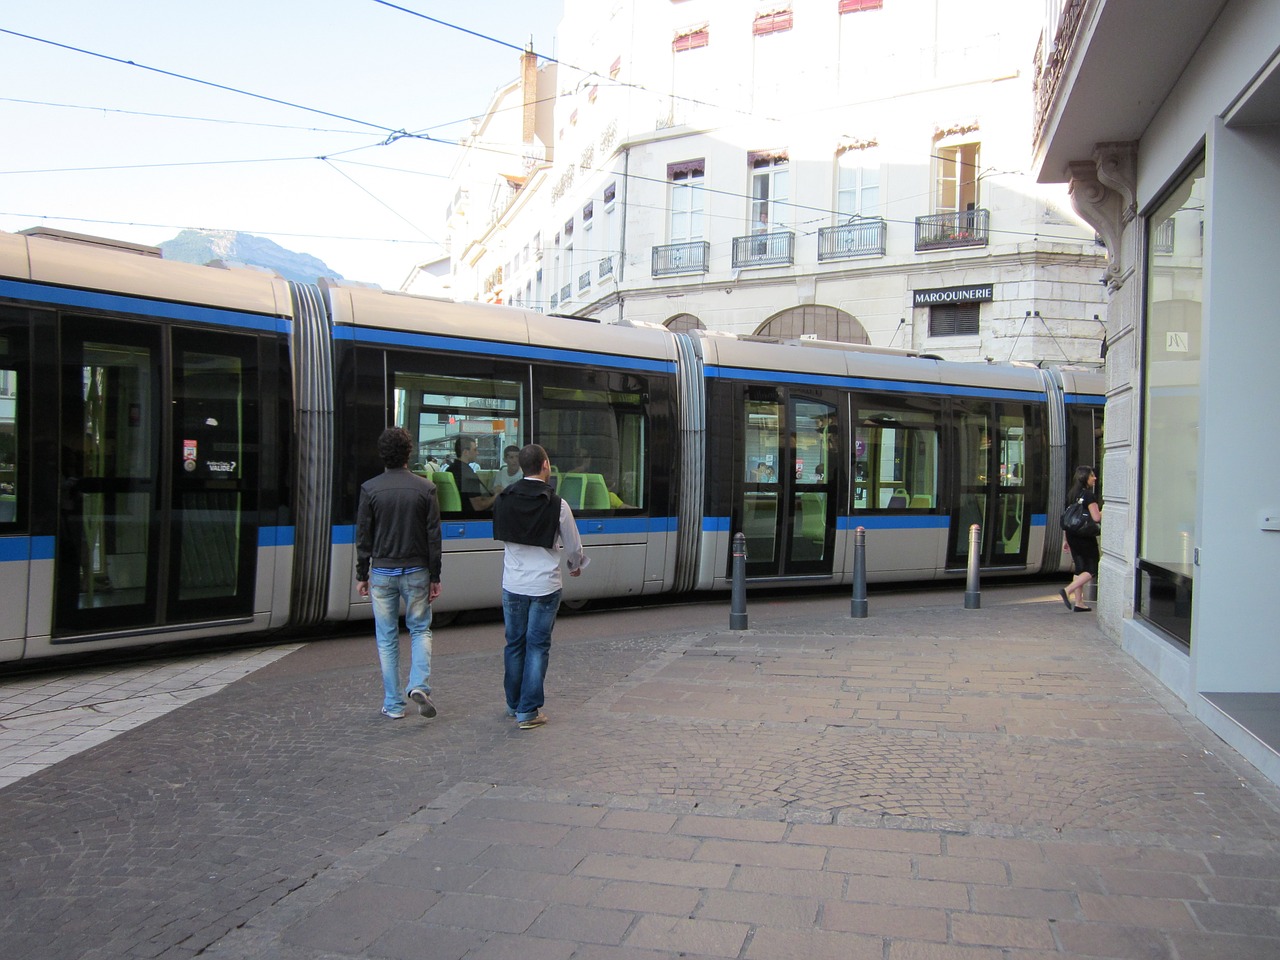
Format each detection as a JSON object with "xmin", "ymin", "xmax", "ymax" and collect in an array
[
  {"xmin": 694, "ymin": 330, "xmax": 1057, "ymax": 393},
  {"xmin": 0, "ymin": 229, "xmax": 292, "ymax": 319},
  {"xmin": 328, "ymin": 284, "xmax": 678, "ymax": 364}
]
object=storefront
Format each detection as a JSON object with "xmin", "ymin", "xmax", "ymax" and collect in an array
[{"xmin": 1033, "ymin": 0, "xmax": 1280, "ymax": 785}]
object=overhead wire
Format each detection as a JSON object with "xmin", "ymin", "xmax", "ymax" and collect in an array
[
  {"xmin": 0, "ymin": 211, "xmax": 440, "ymax": 245},
  {"xmin": 0, "ymin": 27, "xmax": 403, "ymax": 135},
  {"xmin": 0, "ymin": 96, "xmax": 371, "ymax": 136},
  {"xmin": 367, "ymin": 0, "xmax": 783, "ymax": 124},
  {"xmin": 0, "ymin": 17, "xmax": 1097, "ymax": 277},
  {"xmin": 319, "ymin": 158, "xmax": 440, "ymax": 244}
]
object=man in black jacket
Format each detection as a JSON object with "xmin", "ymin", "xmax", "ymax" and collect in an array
[{"xmin": 356, "ymin": 427, "xmax": 443, "ymax": 719}]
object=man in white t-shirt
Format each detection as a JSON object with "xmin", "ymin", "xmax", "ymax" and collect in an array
[{"xmin": 491, "ymin": 444, "xmax": 587, "ymax": 729}]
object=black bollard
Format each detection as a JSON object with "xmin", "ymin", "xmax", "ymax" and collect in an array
[
  {"xmin": 964, "ymin": 523, "xmax": 981, "ymax": 609},
  {"xmin": 850, "ymin": 525, "xmax": 868, "ymax": 618},
  {"xmin": 730, "ymin": 532, "xmax": 748, "ymax": 630}
]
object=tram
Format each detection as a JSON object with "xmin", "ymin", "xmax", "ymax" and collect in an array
[{"xmin": 0, "ymin": 228, "xmax": 1103, "ymax": 662}]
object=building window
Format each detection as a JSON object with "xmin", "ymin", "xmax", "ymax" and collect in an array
[
  {"xmin": 668, "ymin": 159, "xmax": 705, "ymax": 243},
  {"xmin": 583, "ymin": 201, "xmax": 594, "ymax": 222},
  {"xmin": 665, "ymin": 313, "xmax": 705, "ymax": 333},
  {"xmin": 935, "ymin": 141, "xmax": 980, "ymax": 214},
  {"xmin": 928, "ymin": 304, "xmax": 979, "ymax": 336},
  {"xmin": 749, "ymin": 151, "xmax": 790, "ymax": 232},
  {"xmin": 755, "ymin": 305, "xmax": 869, "ymax": 344},
  {"xmin": 604, "ymin": 182, "xmax": 616, "ymax": 206},
  {"xmin": 673, "ymin": 24, "xmax": 709, "ymax": 51},
  {"xmin": 836, "ymin": 148, "xmax": 879, "ymax": 218},
  {"xmin": 564, "ymin": 218, "xmax": 574, "ymax": 238},
  {"xmin": 753, "ymin": 10, "xmax": 793, "ymax": 35},
  {"xmin": 1137, "ymin": 156, "xmax": 1206, "ymax": 648},
  {"xmin": 839, "ymin": 0, "xmax": 883, "ymax": 12}
]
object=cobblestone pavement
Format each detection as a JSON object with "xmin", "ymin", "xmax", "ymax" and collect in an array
[
  {"xmin": 0, "ymin": 644, "xmax": 301, "ymax": 789},
  {"xmin": 3, "ymin": 585, "xmax": 1280, "ymax": 960}
]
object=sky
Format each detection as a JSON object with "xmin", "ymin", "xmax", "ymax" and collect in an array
[{"xmin": 0, "ymin": 0, "xmax": 565, "ymax": 289}]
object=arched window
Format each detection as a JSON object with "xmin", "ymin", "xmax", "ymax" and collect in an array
[
  {"xmin": 664, "ymin": 313, "xmax": 706, "ymax": 333},
  {"xmin": 753, "ymin": 305, "xmax": 869, "ymax": 343}
]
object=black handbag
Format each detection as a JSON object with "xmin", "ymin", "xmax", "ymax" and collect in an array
[{"xmin": 1061, "ymin": 498, "xmax": 1100, "ymax": 537}]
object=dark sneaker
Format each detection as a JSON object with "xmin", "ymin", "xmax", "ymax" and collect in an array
[
  {"xmin": 381, "ymin": 706, "xmax": 405, "ymax": 720},
  {"xmin": 518, "ymin": 712, "xmax": 547, "ymax": 730},
  {"xmin": 408, "ymin": 688, "xmax": 437, "ymax": 718}
]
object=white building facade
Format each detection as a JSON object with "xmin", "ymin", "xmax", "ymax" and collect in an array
[
  {"xmin": 1035, "ymin": 0, "xmax": 1280, "ymax": 785},
  {"xmin": 440, "ymin": 0, "xmax": 1108, "ymax": 367}
]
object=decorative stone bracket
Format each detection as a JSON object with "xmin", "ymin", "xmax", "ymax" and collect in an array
[{"xmin": 1066, "ymin": 141, "xmax": 1137, "ymax": 291}]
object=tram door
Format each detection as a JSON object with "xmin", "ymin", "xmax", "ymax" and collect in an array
[
  {"xmin": 739, "ymin": 386, "xmax": 838, "ymax": 578},
  {"xmin": 947, "ymin": 401, "xmax": 1032, "ymax": 568},
  {"xmin": 55, "ymin": 320, "xmax": 260, "ymax": 635}
]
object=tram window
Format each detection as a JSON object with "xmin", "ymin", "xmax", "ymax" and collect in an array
[
  {"xmin": 391, "ymin": 372, "xmax": 523, "ymax": 515},
  {"xmin": 537, "ymin": 372, "xmax": 647, "ymax": 512},
  {"xmin": 853, "ymin": 401, "xmax": 939, "ymax": 509},
  {"xmin": 0, "ymin": 341, "xmax": 15, "ymax": 525},
  {"xmin": 744, "ymin": 397, "xmax": 781, "ymax": 483},
  {"xmin": 998, "ymin": 412, "xmax": 1028, "ymax": 486}
]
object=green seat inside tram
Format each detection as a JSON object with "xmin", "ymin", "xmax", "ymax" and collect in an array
[
  {"xmin": 582, "ymin": 473, "xmax": 611, "ymax": 510},
  {"xmin": 559, "ymin": 472, "xmax": 609, "ymax": 510},
  {"xmin": 430, "ymin": 471, "xmax": 462, "ymax": 513}
]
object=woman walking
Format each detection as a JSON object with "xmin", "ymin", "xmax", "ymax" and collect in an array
[{"xmin": 1060, "ymin": 465, "xmax": 1101, "ymax": 612}]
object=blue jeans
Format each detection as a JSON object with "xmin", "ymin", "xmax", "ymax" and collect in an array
[
  {"xmin": 503, "ymin": 589, "xmax": 561, "ymax": 722},
  {"xmin": 370, "ymin": 569, "xmax": 433, "ymax": 713}
]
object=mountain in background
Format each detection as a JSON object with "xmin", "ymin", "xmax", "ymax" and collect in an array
[{"xmin": 159, "ymin": 230, "xmax": 343, "ymax": 284}]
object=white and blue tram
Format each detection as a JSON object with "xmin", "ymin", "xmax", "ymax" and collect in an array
[{"xmin": 0, "ymin": 229, "xmax": 1103, "ymax": 662}]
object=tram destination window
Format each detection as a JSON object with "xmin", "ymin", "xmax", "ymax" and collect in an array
[{"xmin": 853, "ymin": 401, "xmax": 939, "ymax": 509}]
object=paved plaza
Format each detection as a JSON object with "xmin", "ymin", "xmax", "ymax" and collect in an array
[{"xmin": 2, "ymin": 584, "xmax": 1279, "ymax": 960}]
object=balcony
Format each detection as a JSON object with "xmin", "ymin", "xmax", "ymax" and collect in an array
[
  {"xmin": 559, "ymin": 283, "xmax": 572, "ymax": 303},
  {"xmin": 652, "ymin": 240, "xmax": 710, "ymax": 277},
  {"xmin": 732, "ymin": 230, "xmax": 795, "ymax": 268},
  {"xmin": 598, "ymin": 255, "xmax": 613, "ymax": 279},
  {"xmin": 914, "ymin": 209, "xmax": 990, "ymax": 251},
  {"xmin": 818, "ymin": 218, "xmax": 887, "ymax": 261},
  {"xmin": 578, "ymin": 270, "xmax": 591, "ymax": 292}
]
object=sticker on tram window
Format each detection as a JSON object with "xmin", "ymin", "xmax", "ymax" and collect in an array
[{"xmin": 183, "ymin": 439, "xmax": 198, "ymax": 472}]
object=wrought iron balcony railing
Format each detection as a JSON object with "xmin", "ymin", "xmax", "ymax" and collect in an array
[
  {"xmin": 559, "ymin": 283, "xmax": 572, "ymax": 302},
  {"xmin": 578, "ymin": 270, "xmax": 591, "ymax": 292},
  {"xmin": 598, "ymin": 255, "xmax": 613, "ymax": 279},
  {"xmin": 914, "ymin": 209, "xmax": 990, "ymax": 251},
  {"xmin": 817, "ymin": 217, "xmax": 887, "ymax": 261},
  {"xmin": 652, "ymin": 240, "xmax": 710, "ymax": 277},
  {"xmin": 732, "ymin": 230, "xmax": 795, "ymax": 268}
]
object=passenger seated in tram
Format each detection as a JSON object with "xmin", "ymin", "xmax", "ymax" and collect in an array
[{"xmin": 445, "ymin": 435, "xmax": 495, "ymax": 516}]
